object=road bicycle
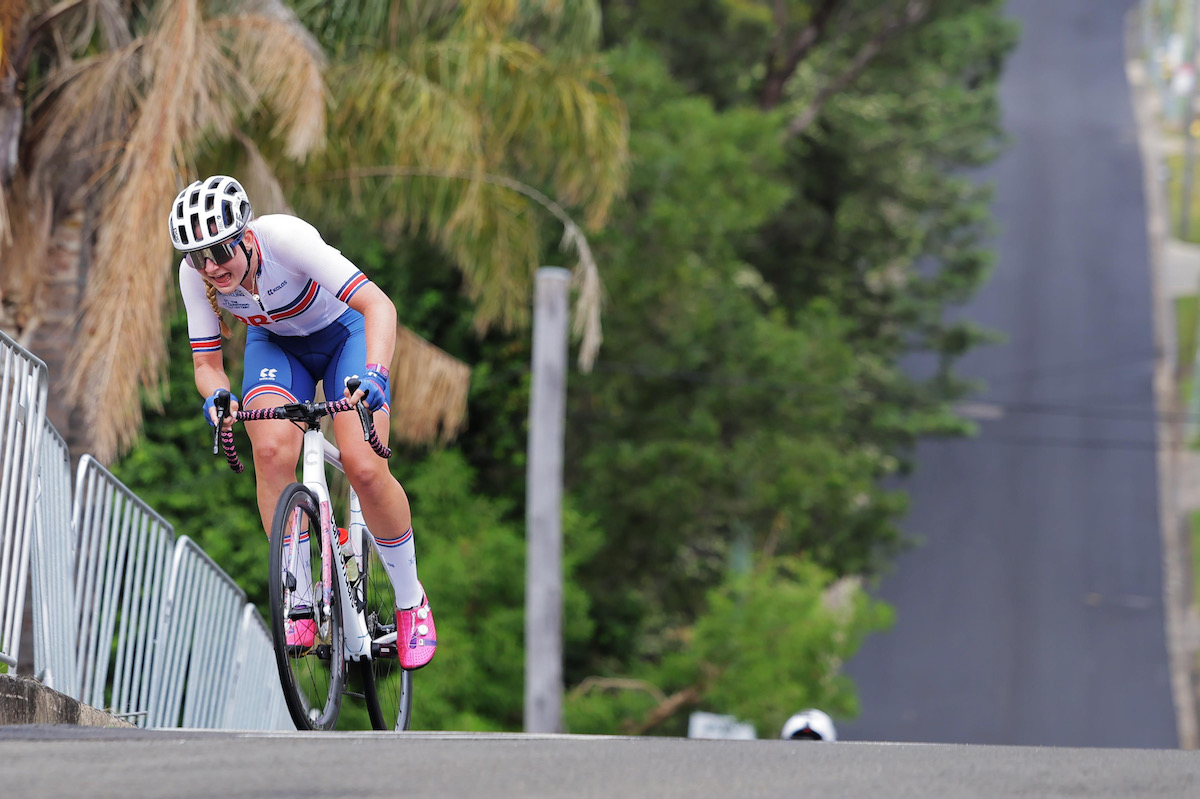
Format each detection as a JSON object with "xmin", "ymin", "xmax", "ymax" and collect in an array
[{"xmin": 211, "ymin": 383, "xmax": 412, "ymax": 731}]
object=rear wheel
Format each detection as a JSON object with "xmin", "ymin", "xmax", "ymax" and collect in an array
[
  {"xmin": 268, "ymin": 483, "xmax": 345, "ymax": 730},
  {"xmin": 359, "ymin": 527, "xmax": 413, "ymax": 730}
]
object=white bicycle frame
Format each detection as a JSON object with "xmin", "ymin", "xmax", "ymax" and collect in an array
[{"xmin": 290, "ymin": 426, "xmax": 374, "ymax": 661}]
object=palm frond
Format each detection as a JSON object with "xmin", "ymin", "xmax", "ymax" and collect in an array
[
  {"xmin": 26, "ymin": 39, "xmax": 143, "ymax": 187},
  {"xmin": 210, "ymin": 5, "xmax": 326, "ymax": 159},
  {"xmin": 66, "ymin": 0, "xmax": 211, "ymax": 460},
  {"xmin": 389, "ymin": 324, "xmax": 470, "ymax": 444},
  {"xmin": 233, "ymin": 129, "xmax": 292, "ymax": 215}
]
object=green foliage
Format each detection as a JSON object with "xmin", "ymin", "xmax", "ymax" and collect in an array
[
  {"xmin": 383, "ymin": 449, "xmax": 602, "ymax": 731},
  {"xmin": 564, "ymin": 556, "xmax": 892, "ymax": 736},
  {"xmin": 566, "ymin": 45, "xmax": 911, "ymax": 678},
  {"xmin": 684, "ymin": 557, "xmax": 891, "ymax": 735}
]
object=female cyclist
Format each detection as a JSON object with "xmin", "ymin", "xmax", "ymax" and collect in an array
[{"xmin": 169, "ymin": 174, "xmax": 436, "ymax": 670}]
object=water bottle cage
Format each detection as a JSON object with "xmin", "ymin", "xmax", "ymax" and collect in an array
[{"xmin": 340, "ymin": 549, "xmax": 367, "ymax": 612}]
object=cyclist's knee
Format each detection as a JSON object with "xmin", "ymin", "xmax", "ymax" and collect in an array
[
  {"xmin": 342, "ymin": 455, "xmax": 394, "ymax": 496},
  {"xmin": 248, "ymin": 429, "xmax": 301, "ymax": 472}
]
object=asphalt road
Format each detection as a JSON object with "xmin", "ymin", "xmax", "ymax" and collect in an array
[
  {"xmin": 842, "ymin": 0, "xmax": 1178, "ymax": 747},
  {"xmin": 1, "ymin": 726, "xmax": 1197, "ymax": 799}
]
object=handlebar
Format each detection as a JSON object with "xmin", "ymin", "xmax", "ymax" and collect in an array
[{"xmin": 211, "ymin": 379, "xmax": 392, "ymax": 474}]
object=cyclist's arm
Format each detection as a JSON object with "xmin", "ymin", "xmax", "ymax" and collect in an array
[
  {"xmin": 180, "ymin": 261, "xmax": 238, "ymax": 423},
  {"xmin": 192, "ymin": 350, "xmax": 232, "ymax": 400},
  {"xmin": 345, "ymin": 282, "xmax": 396, "ymax": 368}
]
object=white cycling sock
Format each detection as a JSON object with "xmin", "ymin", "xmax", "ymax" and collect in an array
[
  {"xmin": 283, "ymin": 529, "xmax": 315, "ymax": 607},
  {"xmin": 372, "ymin": 527, "xmax": 424, "ymax": 609}
]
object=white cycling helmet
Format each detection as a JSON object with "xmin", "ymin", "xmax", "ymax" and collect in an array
[
  {"xmin": 168, "ymin": 175, "xmax": 252, "ymax": 251},
  {"xmin": 780, "ymin": 709, "xmax": 837, "ymax": 741}
]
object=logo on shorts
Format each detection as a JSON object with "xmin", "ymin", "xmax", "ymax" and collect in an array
[{"xmin": 259, "ymin": 368, "xmax": 279, "ymax": 381}]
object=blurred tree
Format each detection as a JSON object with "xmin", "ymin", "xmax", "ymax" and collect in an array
[
  {"xmin": 598, "ymin": 0, "xmax": 1016, "ymax": 466},
  {"xmin": 565, "ymin": 45, "xmax": 912, "ymax": 680}
]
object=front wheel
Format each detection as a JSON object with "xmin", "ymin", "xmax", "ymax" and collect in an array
[
  {"xmin": 268, "ymin": 482, "xmax": 345, "ymax": 730},
  {"xmin": 359, "ymin": 527, "xmax": 414, "ymax": 730}
]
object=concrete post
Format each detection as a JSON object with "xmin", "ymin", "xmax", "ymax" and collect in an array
[{"xmin": 524, "ymin": 267, "xmax": 571, "ymax": 734}]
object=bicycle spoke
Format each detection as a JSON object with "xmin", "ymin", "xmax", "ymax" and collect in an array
[
  {"xmin": 360, "ymin": 529, "xmax": 413, "ymax": 731},
  {"xmin": 269, "ymin": 484, "xmax": 345, "ymax": 730}
]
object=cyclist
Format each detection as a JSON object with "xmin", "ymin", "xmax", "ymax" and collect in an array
[{"xmin": 169, "ymin": 174, "xmax": 436, "ymax": 670}]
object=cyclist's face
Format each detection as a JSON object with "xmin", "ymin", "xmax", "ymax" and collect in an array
[{"xmin": 191, "ymin": 222, "xmax": 250, "ymax": 294}]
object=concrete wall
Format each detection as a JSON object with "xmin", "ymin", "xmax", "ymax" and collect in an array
[{"xmin": 0, "ymin": 675, "xmax": 134, "ymax": 728}]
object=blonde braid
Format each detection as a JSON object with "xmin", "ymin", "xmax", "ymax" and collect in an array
[{"xmin": 205, "ymin": 283, "xmax": 234, "ymax": 339}]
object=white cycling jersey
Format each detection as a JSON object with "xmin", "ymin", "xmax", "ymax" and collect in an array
[{"xmin": 180, "ymin": 214, "xmax": 371, "ymax": 355}]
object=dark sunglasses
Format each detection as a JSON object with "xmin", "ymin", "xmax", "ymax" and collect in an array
[{"xmin": 185, "ymin": 232, "xmax": 245, "ymax": 271}]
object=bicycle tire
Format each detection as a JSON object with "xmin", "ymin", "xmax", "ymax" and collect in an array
[
  {"xmin": 268, "ymin": 482, "xmax": 346, "ymax": 730},
  {"xmin": 358, "ymin": 526, "xmax": 414, "ymax": 731}
]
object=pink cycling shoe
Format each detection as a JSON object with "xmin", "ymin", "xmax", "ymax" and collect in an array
[
  {"xmin": 285, "ymin": 616, "xmax": 317, "ymax": 656},
  {"xmin": 396, "ymin": 590, "xmax": 437, "ymax": 670}
]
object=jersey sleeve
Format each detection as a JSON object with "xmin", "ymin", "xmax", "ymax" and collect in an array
[
  {"xmin": 255, "ymin": 215, "xmax": 371, "ymax": 305},
  {"xmin": 179, "ymin": 262, "xmax": 223, "ymax": 355}
]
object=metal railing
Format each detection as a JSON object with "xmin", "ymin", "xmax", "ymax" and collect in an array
[
  {"xmin": 0, "ymin": 330, "xmax": 48, "ymax": 667},
  {"xmin": 30, "ymin": 424, "xmax": 78, "ymax": 694},
  {"xmin": 3, "ymin": 330, "xmax": 290, "ymax": 729},
  {"xmin": 73, "ymin": 455, "xmax": 176, "ymax": 720}
]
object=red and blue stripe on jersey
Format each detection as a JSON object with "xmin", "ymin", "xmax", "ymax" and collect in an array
[
  {"xmin": 190, "ymin": 335, "xmax": 222, "ymax": 354},
  {"xmin": 268, "ymin": 279, "xmax": 320, "ymax": 322},
  {"xmin": 337, "ymin": 272, "xmax": 369, "ymax": 304}
]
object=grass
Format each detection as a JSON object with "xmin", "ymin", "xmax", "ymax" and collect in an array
[
  {"xmin": 1192, "ymin": 512, "xmax": 1200, "ymax": 612},
  {"xmin": 1177, "ymin": 295, "xmax": 1198, "ymax": 411},
  {"xmin": 1165, "ymin": 153, "xmax": 1200, "ymax": 245}
]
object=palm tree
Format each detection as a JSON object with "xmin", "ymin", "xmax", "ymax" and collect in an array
[
  {"xmin": 284, "ymin": 0, "xmax": 628, "ymax": 379},
  {"xmin": 1, "ymin": 0, "xmax": 326, "ymax": 461},
  {"xmin": 1, "ymin": 0, "xmax": 628, "ymax": 463}
]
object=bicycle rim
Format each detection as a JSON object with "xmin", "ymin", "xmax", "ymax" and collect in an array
[
  {"xmin": 268, "ymin": 483, "xmax": 345, "ymax": 730},
  {"xmin": 359, "ymin": 528, "xmax": 414, "ymax": 731}
]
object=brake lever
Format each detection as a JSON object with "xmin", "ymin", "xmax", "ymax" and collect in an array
[
  {"xmin": 344, "ymin": 377, "xmax": 372, "ymax": 441},
  {"xmin": 212, "ymin": 390, "xmax": 231, "ymax": 455}
]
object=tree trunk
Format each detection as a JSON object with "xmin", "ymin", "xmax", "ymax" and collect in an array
[{"xmin": 27, "ymin": 206, "xmax": 90, "ymax": 462}]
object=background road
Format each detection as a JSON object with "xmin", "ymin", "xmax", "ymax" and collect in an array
[{"xmin": 843, "ymin": 0, "xmax": 1178, "ymax": 747}]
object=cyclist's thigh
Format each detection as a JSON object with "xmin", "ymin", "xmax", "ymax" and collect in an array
[
  {"xmin": 241, "ymin": 328, "xmax": 314, "ymax": 452},
  {"xmin": 242, "ymin": 327, "xmax": 318, "ymax": 406},
  {"xmin": 332, "ymin": 410, "xmax": 392, "ymax": 477},
  {"xmin": 323, "ymin": 310, "xmax": 391, "ymax": 438}
]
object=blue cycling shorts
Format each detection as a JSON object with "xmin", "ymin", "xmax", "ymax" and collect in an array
[{"xmin": 241, "ymin": 308, "xmax": 389, "ymax": 415}]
